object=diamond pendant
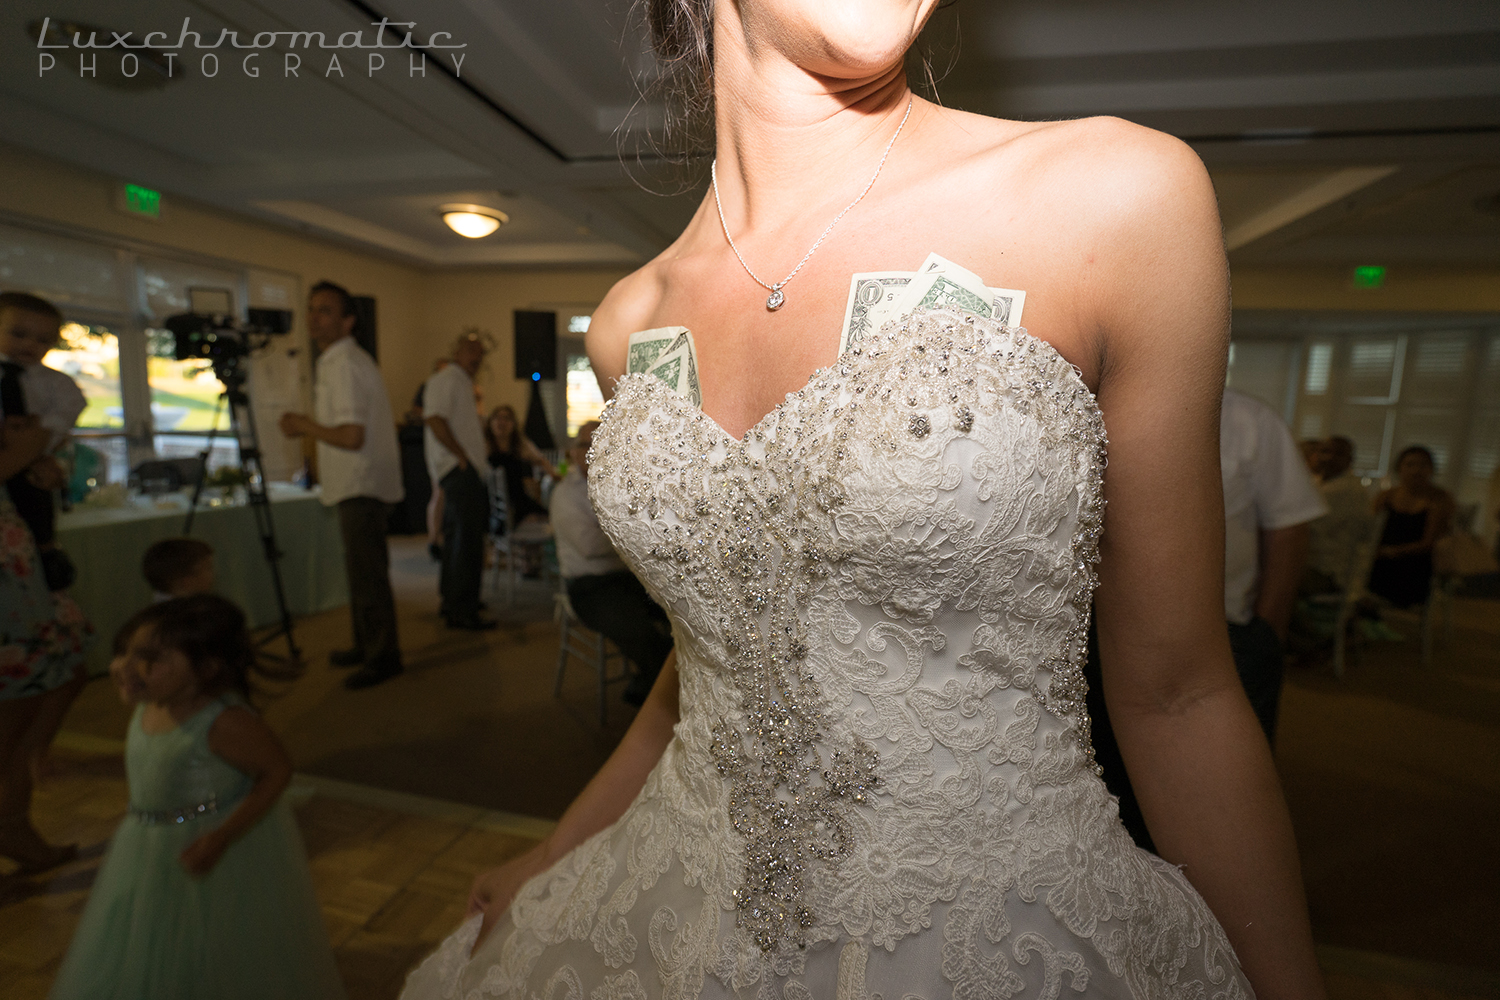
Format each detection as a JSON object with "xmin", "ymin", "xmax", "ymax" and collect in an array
[{"xmin": 766, "ymin": 287, "xmax": 785, "ymax": 311}]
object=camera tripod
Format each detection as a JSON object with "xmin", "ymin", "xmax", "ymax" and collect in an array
[{"xmin": 183, "ymin": 372, "xmax": 301, "ymax": 664}]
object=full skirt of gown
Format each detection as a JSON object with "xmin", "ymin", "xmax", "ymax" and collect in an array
[{"xmin": 403, "ymin": 312, "xmax": 1254, "ymax": 1000}]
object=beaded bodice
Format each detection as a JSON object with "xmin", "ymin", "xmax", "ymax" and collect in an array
[
  {"xmin": 410, "ymin": 309, "xmax": 1250, "ymax": 1000},
  {"xmin": 588, "ymin": 311, "xmax": 1107, "ymax": 960}
]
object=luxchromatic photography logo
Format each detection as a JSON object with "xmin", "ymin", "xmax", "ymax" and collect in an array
[{"xmin": 32, "ymin": 16, "xmax": 468, "ymax": 87}]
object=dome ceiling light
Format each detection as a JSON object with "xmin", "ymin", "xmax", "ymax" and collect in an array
[{"xmin": 440, "ymin": 203, "xmax": 508, "ymax": 238}]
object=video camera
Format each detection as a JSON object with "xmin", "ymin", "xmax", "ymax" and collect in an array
[{"xmin": 163, "ymin": 288, "xmax": 292, "ymax": 386}]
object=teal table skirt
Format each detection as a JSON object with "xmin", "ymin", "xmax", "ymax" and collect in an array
[{"xmin": 57, "ymin": 484, "xmax": 349, "ymax": 673}]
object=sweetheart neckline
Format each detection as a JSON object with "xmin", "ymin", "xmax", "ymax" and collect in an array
[{"xmin": 619, "ymin": 316, "xmax": 1096, "ymax": 445}]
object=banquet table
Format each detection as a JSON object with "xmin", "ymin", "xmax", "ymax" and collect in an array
[{"xmin": 57, "ymin": 483, "xmax": 348, "ymax": 672}]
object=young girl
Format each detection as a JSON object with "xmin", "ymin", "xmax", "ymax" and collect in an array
[{"xmin": 51, "ymin": 595, "xmax": 345, "ymax": 1000}]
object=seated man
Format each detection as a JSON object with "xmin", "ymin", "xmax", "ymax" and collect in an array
[
  {"xmin": 551, "ymin": 421, "xmax": 672, "ymax": 706},
  {"xmin": 1305, "ymin": 435, "xmax": 1375, "ymax": 593}
]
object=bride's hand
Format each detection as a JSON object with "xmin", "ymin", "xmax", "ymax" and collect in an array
[{"xmin": 467, "ymin": 841, "xmax": 549, "ymax": 949}]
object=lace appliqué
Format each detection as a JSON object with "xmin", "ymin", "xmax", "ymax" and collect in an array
[
  {"xmin": 412, "ymin": 311, "xmax": 1253, "ymax": 1000},
  {"xmin": 592, "ymin": 313, "xmax": 1107, "ymax": 964}
]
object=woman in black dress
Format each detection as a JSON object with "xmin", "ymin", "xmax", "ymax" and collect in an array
[
  {"xmin": 1368, "ymin": 445, "xmax": 1455, "ymax": 607},
  {"xmin": 484, "ymin": 404, "xmax": 554, "ymax": 531}
]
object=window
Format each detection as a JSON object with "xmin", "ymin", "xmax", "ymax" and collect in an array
[
  {"xmin": 43, "ymin": 322, "xmax": 127, "ymax": 483},
  {"xmin": 46, "ymin": 323, "xmax": 122, "ymax": 430},
  {"xmin": 565, "ymin": 353, "xmax": 604, "ymax": 438},
  {"xmin": 144, "ymin": 326, "xmax": 237, "ymax": 471},
  {"xmin": 2, "ymin": 222, "xmax": 302, "ymax": 486},
  {"xmin": 1232, "ymin": 314, "xmax": 1500, "ymax": 527}
]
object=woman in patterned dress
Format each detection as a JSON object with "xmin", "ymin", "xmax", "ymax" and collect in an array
[{"xmin": 0, "ymin": 415, "xmax": 92, "ymax": 872}]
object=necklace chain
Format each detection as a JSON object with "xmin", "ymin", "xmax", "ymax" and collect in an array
[{"xmin": 712, "ymin": 97, "xmax": 914, "ymax": 311}]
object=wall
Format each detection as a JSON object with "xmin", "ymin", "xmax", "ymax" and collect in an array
[
  {"xmin": 0, "ymin": 144, "xmax": 627, "ymax": 422},
  {"xmin": 0, "ymin": 143, "xmax": 427, "ymax": 405},
  {"xmin": 416, "ymin": 269, "xmax": 627, "ymax": 423},
  {"xmin": 1231, "ymin": 265, "xmax": 1500, "ymax": 312}
]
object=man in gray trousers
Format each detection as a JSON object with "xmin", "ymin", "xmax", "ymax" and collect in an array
[{"xmin": 281, "ymin": 280, "xmax": 405, "ymax": 689}]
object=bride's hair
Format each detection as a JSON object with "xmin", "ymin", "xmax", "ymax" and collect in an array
[{"xmin": 620, "ymin": 0, "xmax": 715, "ymax": 189}]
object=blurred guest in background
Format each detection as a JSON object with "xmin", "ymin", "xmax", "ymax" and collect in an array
[
  {"xmin": 406, "ymin": 358, "xmax": 450, "ymax": 562},
  {"xmin": 280, "ymin": 280, "xmax": 405, "ymax": 689},
  {"xmin": 0, "ymin": 412, "xmax": 90, "ymax": 874},
  {"xmin": 1299, "ymin": 438, "xmax": 1322, "ymax": 474},
  {"xmin": 1304, "ymin": 436, "xmax": 1374, "ymax": 593},
  {"xmin": 1087, "ymin": 388, "xmax": 1324, "ymax": 851},
  {"xmin": 0, "ymin": 291, "xmax": 84, "ymax": 591},
  {"xmin": 484, "ymin": 403, "xmax": 553, "ymax": 531},
  {"xmin": 423, "ymin": 333, "xmax": 495, "ymax": 631},
  {"xmin": 142, "ymin": 537, "xmax": 216, "ymax": 602},
  {"xmin": 1217, "ymin": 389, "xmax": 1328, "ymax": 739},
  {"xmin": 552, "ymin": 421, "xmax": 671, "ymax": 706},
  {"xmin": 1369, "ymin": 445, "xmax": 1454, "ymax": 608}
]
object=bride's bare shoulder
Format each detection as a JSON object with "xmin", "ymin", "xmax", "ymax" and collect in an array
[
  {"xmin": 944, "ymin": 110, "xmax": 1217, "ymax": 229},
  {"xmin": 584, "ymin": 259, "xmax": 671, "ymax": 393}
]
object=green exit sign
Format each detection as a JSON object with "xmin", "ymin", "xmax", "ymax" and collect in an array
[
  {"xmin": 121, "ymin": 183, "xmax": 161, "ymax": 220},
  {"xmin": 1352, "ymin": 265, "xmax": 1386, "ymax": 289}
]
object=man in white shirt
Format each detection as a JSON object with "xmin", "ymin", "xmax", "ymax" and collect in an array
[
  {"xmin": 553, "ymin": 421, "xmax": 672, "ymax": 705},
  {"xmin": 1217, "ymin": 388, "xmax": 1328, "ymax": 738},
  {"xmin": 422, "ymin": 332, "xmax": 496, "ymax": 630},
  {"xmin": 1084, "ymin": 388, "xmax": 1326, "ymax": 852},
  {"xmin": 280, "ymin": 281, "xmax": 405, "ymax": 689}
]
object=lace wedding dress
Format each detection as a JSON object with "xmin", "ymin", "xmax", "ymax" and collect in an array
[{"xmin": 402, "ymin": 311, "xmax": 1252, "ymax": 1000}]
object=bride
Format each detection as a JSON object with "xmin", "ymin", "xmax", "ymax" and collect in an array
[{"xmin": 404, "ymin": 2, "xmax": 1326, "ymax": 997}]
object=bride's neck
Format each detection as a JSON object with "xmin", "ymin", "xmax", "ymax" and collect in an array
[{"xmin": 709, "ymin": 23, "xmax": 915, "ymax": 236}]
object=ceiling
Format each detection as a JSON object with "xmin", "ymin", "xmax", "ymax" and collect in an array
[{"xmin": 1, "ymin": 0, "xmax": 1497, "ymax": 270}]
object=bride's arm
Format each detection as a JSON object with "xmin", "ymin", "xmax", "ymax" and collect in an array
[
  {"xmin": 1081, "ymin": 125, "xmax": 1325, "ymax": 998},
  {"xmin": 469, "ymin": 652, "xmax": 680, "ymax": 944},
  {"xmin": 467, "ymin": 272, "xmax": 678, "ymax": 947}
]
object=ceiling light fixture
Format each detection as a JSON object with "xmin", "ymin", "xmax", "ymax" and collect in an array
[{"xmin": 440, "ymin": 203, "xmax": 508, "ymax": 238}]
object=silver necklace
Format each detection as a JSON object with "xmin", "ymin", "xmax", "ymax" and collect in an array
[{"xmin": 712, "ymin": 97, "xmax": 913, "ymax": 311}]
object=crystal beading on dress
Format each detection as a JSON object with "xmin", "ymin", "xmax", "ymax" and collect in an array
[
  {"xmin": 403, "ymin": 309, "xmax": 1250, "ymax": 1000},
  {"xmin": 601, "ymin": 311, "xmax": 1110, "ymax": 965}
]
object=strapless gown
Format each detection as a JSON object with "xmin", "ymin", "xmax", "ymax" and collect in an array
[{"xmin": 402, "ymin": 311, "xmax": 1252, "ymax": 999}]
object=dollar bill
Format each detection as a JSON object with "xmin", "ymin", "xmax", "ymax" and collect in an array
[
  {"xmin": 644, "ymin": 330, "xmax": 702, "ymax": 407},
  {"xmin": 910, "ymin": 275, "xmax": 994, "ymax": 317},
  {"xmin": 838, "ymin": 272, "xmax": 913, "ymax": 354},
  {"xmin": 833, "ymin": 254, "xmax": 1030, "ymax": 356},
  {"xmin": 627, "ymin": 326, "xmax": 689, "ymax": 375},
  {"xmin": 908, "ymin": 253, "xmax": 1027, "ymax": 327}
]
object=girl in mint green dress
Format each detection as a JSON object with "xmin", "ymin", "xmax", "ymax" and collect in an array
[{"xmin": 51, "ymin": 595, "xmax": 344, "ymax": 1000}]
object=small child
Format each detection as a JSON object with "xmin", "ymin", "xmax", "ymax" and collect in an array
[
  {"xmin": 0, "ymin": 292, "xmax": 85, "ymax": 588},
  {"xmin": 106, "ymin": 538, "xmax": 216, "ymax": 703},
  {"xmin": 51, "ymin": 595, "xmax": 345, "ymax": 1000},
  {"xmin": 142, "ymin": 536, "xmax": 216, "ymax": 600}
]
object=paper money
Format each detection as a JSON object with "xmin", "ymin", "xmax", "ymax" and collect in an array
[
  {"xmin": 901, "ymin": 253, "xmax": 1027, "ymax": 328},
  {"xmin": 838, "ymin": 272, "xmax": 913, "ymax": 354},
  {"xmin": 896, "ymin": 253, "xmax": 993, "ymax": 318},
  {"xmin": 643, "ymin": 329, "xmax": 702, "ymax": 407},
  {"xmin": 627, "ymin": 326, "xmax": 689, "ymax": 375}
]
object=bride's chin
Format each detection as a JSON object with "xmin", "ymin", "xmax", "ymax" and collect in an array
[{"xmin": 739, "ymin": 0, "xmax": 931, "ymax": 82}]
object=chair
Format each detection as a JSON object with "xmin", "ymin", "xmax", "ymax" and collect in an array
[
  {"xmin": 1420, "ymin": 571, "xmax": 1461, "ymax": 667},
  {"xmin": 1306, "ymin": 510, "xmax": 1385, "ymax": 679},
  {"xmin": 553, "ymin": 584, "xmax": 634, "ymax": 724},
  {"xmin": 487, "ymin": 468, "xmax": 554, "ymax": 605}
]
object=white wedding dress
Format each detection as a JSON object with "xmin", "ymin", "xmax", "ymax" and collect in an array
[{"xmin": 402, "ymin": 311, "xmax": 1252, "ymax": 1000}]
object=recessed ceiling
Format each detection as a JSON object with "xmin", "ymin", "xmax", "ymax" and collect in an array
[{"xmin": 0, "ymin": 0, "xmax": 1495, "ymax": 268}]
